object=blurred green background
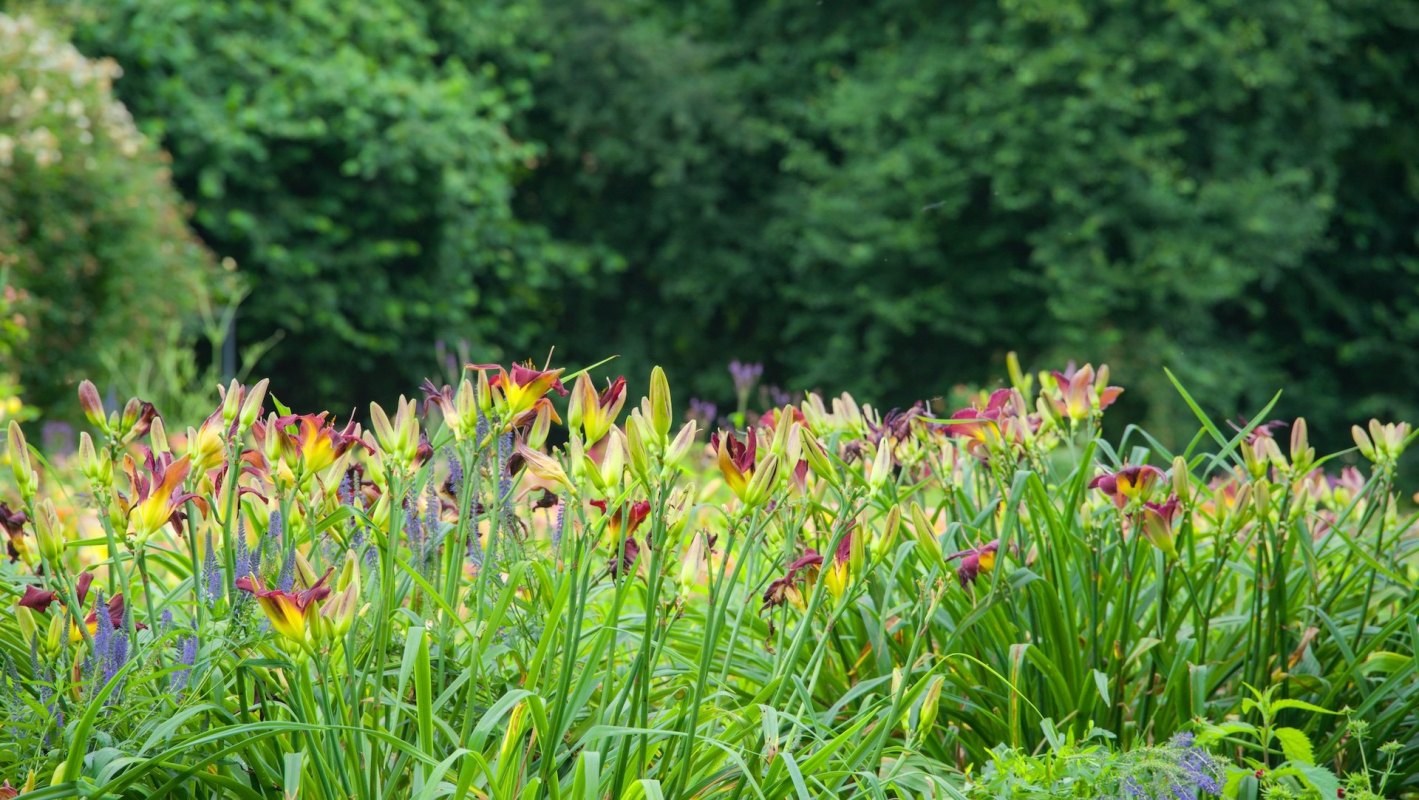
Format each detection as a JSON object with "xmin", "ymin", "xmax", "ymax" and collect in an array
[{"xmin": 3, "ymin": 0, "xmax": 1418, "ymax": 449}]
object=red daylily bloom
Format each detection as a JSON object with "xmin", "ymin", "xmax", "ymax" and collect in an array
[
  {"xmin": 711, "ymin": 429, "xmax": 760, "ymax": 499},
  {"xmin": 254, "ymin": 413, "xmax": 364, "ymax": 477},
  {"xmin": 589, "ymin": 499, "xmax": 651, "ymax": 541},
  {"xmin": 468, "ymin": 362, "xmax": 568, "ymax": 424},
  {"xmin": 1089, "ymin": 464, "xmax": 1165, "ymax": 508},
  {"xmin": 762, "ymin": 549, "xmax": 825, "ymax": 610},
  {"xmin": 943, "ymin": 389, "xmax": 1038, "ymax": 461},
  {"xmin": 236, "ymin": 571, "xmax": 333, "ymax": 643},
  {"xmin": 945, "ymin": 540, "xmax": 999, "ymax": 586},
  {"xmin": 1, "ymin": 502, "xmax": 27, "ymax": 563}
]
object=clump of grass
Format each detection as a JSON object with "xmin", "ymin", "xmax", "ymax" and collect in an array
[{"xmin": 0, "ymin": 358, "xmax": 1413, "ymax": 798}]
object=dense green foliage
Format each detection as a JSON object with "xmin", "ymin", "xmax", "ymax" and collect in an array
[
  {"xmin": 0, "ymin": 362, "xmax": 1415, "ymax": 797},
  {"xmin": 47, "ymin": 0, "xmax": 1419, "ymax": 439},
  {"xmin": 0, "ymin": 11, "xmax": 220, "ymax": 416},
  {"xmin": 58, "ymin": 0, "xmax": 608, "ymax": 407}
]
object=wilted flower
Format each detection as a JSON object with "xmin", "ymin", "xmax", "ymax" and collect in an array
[
  {"xmin": 609, "ymin": 536, "xmax": 640, "ymax": 578},
  {"xmin": 1, "ymin": 502, "xmax": 30, "ymax": 565},
  {"xmin": 945, "ymin": 540, "xmax": 999, "ymax": 586},
  {"xmin": 762, "ymin": 549, "xmax": 824, "ymax": 610}
]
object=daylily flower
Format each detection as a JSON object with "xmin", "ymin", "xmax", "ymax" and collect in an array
[
  {"xmin": 761, "ymin": 549, "xmax": 824, "ymax": 610},
  {"xmin": 945, "ymin": 540, "xmax": 999, "ymax": 586},
  {"xmin": 421, "ymin": 378, "xmax": 481, "ymax": 443},
  {"xmin": 235, "ymin": 570, "xmax": 332, "ymax": 645},
  {"xmin": 254, "ymin": 413, "xmax": 363, "ymax": 481},
  {"xmin": 568, "ymin": 375, "xmax": 626, "ymax": 446},
  {"xmin": 712, "ymin": 430, "xmax": 780, "ymax": 506},
  {"xmin": 943, "ymin": 389, "xmax": 1038, "ymax": 461},
  {"xmin": 1, "ymin": 502, "xmax": 29, "ymax": 564},
  {"xmin": 1135, "ymin": 497, "xmax": 1180, "ymax": 558},
  {"xmin": 609, "ymin": 536, "xmax": 641, "ymax": 578},
  {"xmin": 119, "ymin": 452, "xmax": 205, "ymax": 541},
  {"xmin": 18, "ymin": 572, "xmax": 142, "ymax": 640},
  {"xmin": 1049, "ymin": 364, "xmax": 1123, "ymax": 422},
  {"xmin": 1089, "ymin": 464, "xmax": 1165, "ymax": 509},
  {"xmin": 824, "ymin": 527, "xmax": 860, "ymax": 598},
  {"xmin": 590, "ymin": 498, "xmax": 651, "ymax": 543},
  {"xmin": 467, "ymin": 362, "xmax": 568, "ymax": 425}
]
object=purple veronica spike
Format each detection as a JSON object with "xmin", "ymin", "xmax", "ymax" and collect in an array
[
  {"xmin": 92, "ymin": 590, "xmax": 113, "ymax": 673},
  {"xmin": 496, "ymin": 433, "xmax": 513, "ymax": 504},
  {"xmin": 172, "ymin": 631, "xmax": 197, "ymax": 692},
  {"xmin": 277, "ymin": 546, "xmax": 296, "ymax": 593},
  {"xmin": 553, "ymin": 498, "xmax": 567, "ymax": 550},
  {"xmin": 728, "ymin": 360, "xmax": 764, "ymax": 397},
  {"xmin": 445, "ymin": 449, "xmax": 464, "ymax": 498},
  {"xmin": 203, "ymin": 526, "xmax": 222, "ymax": 604}
]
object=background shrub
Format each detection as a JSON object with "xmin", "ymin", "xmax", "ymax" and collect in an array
[
  {"xmin": 0, "ymin": 11, "xmax": 220, "ymax": 418},
  {"xmin": 61, "ymin": 0, "xmax": 611, "ymax": 410},
  {"xmin": 46, "ymin": 0, "xmax": 1419, "ymax": 454}
]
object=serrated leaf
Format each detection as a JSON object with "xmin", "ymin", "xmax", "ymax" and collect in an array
[{"xmin": 1272, "ymin": 727, "xmax": 1314, "ymax": 765}]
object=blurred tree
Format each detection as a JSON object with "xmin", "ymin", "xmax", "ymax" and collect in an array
[
  {"xmin": 524, "ymin": 0, "xmax": 1419, "ymax": 445},
  {"xmin": 60, "ymin": 0, "xmax": 612, "ymax": 410},
  {"xmin": 45, "ymin": 0, "xmax": 1419, "ymax": 448},
  {"xmin": 0, "ymin": 10, "xmax": 220, "ymax": 417}
]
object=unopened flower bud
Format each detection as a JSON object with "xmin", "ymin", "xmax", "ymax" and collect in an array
[
  {"xmin": 743, "ymin": 453, "xmax": 780, "ymax": 508},
  {"xmin": 15, "ymin": 606, "xmax": 37, "ymax": 644},
  {"xmin": 238, "ymin": 379, "xmax": 269, "ymax": 432},
  {"xmin": 7, "ymin": 421, "xmax": 37, "ymax": 502},
  {"xmin": 666, "ymin": 420, "xmax": 699, "ymax": 465},
  {"xmin": 1171, "ymin": 456, "xmax": 1191, "ymax": 506},
  {"xmin": 34, "ymin": 499, "xmax": 63, "ymax": 562},
  {"xmin": 220, "ymin": 379, "xmax": 243, "ymax": 426},
  {"xmin": 649, "ymin": 366, "xmax": 672, "ymax": 442},
  {"xmin": 149, "ymin": 417, "xmax": 169, "ymax": 455},
  {"xmin": 800, "ymin": 429, "xmax": 837, "ymax": 486},
  {"xmin": 77, "ymin": 380, "xmax": 107, "ymax": 431}
]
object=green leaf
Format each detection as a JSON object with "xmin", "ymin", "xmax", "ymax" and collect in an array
[{"xmin": 1272, "ymin": 727, "xmax": 1315, "ymax": 765}]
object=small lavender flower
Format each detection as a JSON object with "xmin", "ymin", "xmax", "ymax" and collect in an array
[
  {"xmin": 276, "ymin": 550, "xmax": 296, "ymax": 593},
  {"xmin": 445, "ymin": 448, "xmax": 464, "ymax": 499},
  {"xmin": 496, "ymin": 432, "xmax": 513, "ymax": 505},
  {"xmin": 405, "ymin": 497, "xmax": 424, "ymax": 557},
  {"xmin": 41, "ymin": 421, "xmax": 74, "ymax": 457},
  {"xmin": 424, "ymin": 481, "xmax": 444, "ymax": 552},
  {"xmin": 338, "ymin": 472, "xmax": 355, "ymax": 506},
  {"xmin": 203, "ymin": 527, "xmax": 223, "ymax": 604},
  {"xmin": 91, "ymin": 590, "xmax": 113, "ymax": 671},
  {"xmin": 159, "ymin": 609, "xmax": 173, "ymax": 633},
  {"xmin": 232, "ymin": 517, "xmax": 255, "ymax": 587},
  {"xmin": 172, "ymin": 632, "xmax": 197, "ymax": 692},
  {"xmin": 728, "ymin": 360, "xmax": 763, "ymax": 397},
  {"xmin": 688, "ymin": 398, "xmax": 718, "ymax": 427},
  {"xmin": 475, "ymin": 412, "xmax": 490, "ymax": 446},
  {"xmin": 553, "ymin": 498, "xmax": 567, "ymax": 550}
]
